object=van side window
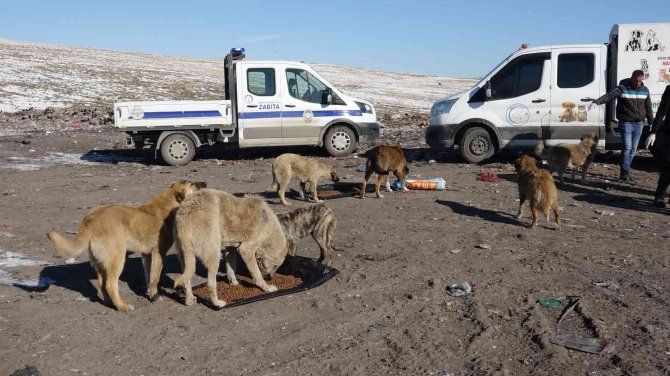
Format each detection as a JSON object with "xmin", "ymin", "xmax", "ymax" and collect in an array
[
  {"xmin": 557, "ymin": 53, "xmax": 595, "ymax": 88},
  {"xmin": 286, "ymin": 69, "xmax": 328, "ymax": 104},
  {"xmin": 247, "ymin": 68, "xmax": 276, "ymax": 96},
  {"xmin": 490, "ymin": 57, "xmax": 545, "ymax": 100}
]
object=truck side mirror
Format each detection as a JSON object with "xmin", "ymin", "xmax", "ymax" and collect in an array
[
  {"xmin": 485, "ymin": 81, "xmax": 492, "ymax": 100},
  {"xmin": 322, "ymin": 89, "xmax": 333, "ymax": 105}
]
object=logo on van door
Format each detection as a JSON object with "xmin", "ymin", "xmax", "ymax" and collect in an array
[
  {"xmin": 506, "ymin": 104, "xmax": 530, "ymax": 125},
  {"xmin": 303, "ymin": 109, "xmax": 314, "ymax": 123}
]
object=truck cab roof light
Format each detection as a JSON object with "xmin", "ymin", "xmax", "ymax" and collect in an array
[{"xmin": 230, "ymin": 47, "xmax": 245, "ymax": 56}]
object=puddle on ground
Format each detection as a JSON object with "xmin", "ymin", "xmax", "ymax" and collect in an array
[
  {"xmin": 0, "ymin": 152, "xmax": 147, "ymax": 170},
  {"xmin": 0, "ymin": 250, "xmax": 54, "ymax": 288}
]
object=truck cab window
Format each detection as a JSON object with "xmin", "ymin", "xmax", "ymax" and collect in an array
[
  {"xmin": 557, "ymin": 53, "xmax": 594, "ymax": 88},
  {"xmin": 286, "ymin": 68, "xmax": 328, "ymax": 103},
  {"xmin": 490, "ymin": 57, "xmax": 545, "ymax": 100},
  {"xmin": 247, "ymin": 68, "xmax": 276, "ymax": 96}
]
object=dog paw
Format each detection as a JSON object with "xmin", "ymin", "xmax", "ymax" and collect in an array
[
  {"xmin": 118, "ymin": 304, "xmax": 134, "ymax": 312},
  {"xmin": 212, "ymin": 299, "xmax": 226, "ymax": 308},
  {"xmin": 185, "ymin": 297, "xmax": 195, "ymax": 306},
  {"xmin": 264, "ymin": 285, "xmax": 278, "ymax": 293}
]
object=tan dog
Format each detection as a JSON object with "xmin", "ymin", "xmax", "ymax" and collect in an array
[
  {"xmin": 515, "ymin": 155, "xmax": 561, "ymax": 230},
  {"xmin": 359, "ymin": 144, "xmax": 409, "ymax": 198},
  {"xmin": 172, "ymin": 189, "xmax": 287, "ymax": 308},
  {"xmin": 277, "ymin": 203, "xmax": 341, "ymax": 265},
  {"xmin": 47, "ymin": 180, "xmax": 207, "ymax": 312},
  {"xmin": 559, "ymin": 102, "xmax": 577, "ymax": 122},
  {"xmin": 268, "ymin": 153, "xmax": 340, "ymax": 206},
  {"xmin": 535, "ymin": 133, "xmax": 599, "ymax": 184}
]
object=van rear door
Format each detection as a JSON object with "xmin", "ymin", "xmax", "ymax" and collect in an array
[{"xmin": 548, "ymin": 46, "xmax": 605, "ymax": 144}]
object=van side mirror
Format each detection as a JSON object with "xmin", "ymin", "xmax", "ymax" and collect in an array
[
  {"xmin": 322, "ymin": 88, "xmax": 333, "ymax": 105},
  {"xmin": 485, "ymin": 81, "xmax": 492, "ymax": 100}
]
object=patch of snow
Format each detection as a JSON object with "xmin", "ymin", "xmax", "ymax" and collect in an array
[{"xmin": 0, "ymin": 39, "xmax": 477, "ymax": 114}]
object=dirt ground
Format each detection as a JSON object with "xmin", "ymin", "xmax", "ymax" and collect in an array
[{"xmin": 1, "ymin": 127, "xmax": 669, "ymax": 376}]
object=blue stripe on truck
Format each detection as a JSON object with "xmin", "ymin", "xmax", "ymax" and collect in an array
[
  {"xmin": 238, "ymin": 110, "xmax": 362, "ymax": 119},
  {"xmin": 140, "ymin": 110, "xmax": 222, "ymax": 119},
  {"xmin": 134, "ymin": 109, "xmax": 362, "ymax": 120}
]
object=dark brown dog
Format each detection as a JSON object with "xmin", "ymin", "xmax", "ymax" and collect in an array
[
  {"xmin": 514, "ymin": 155, "xmax": 560, "ymax": 230},
  {"xmin": 359, "ymin": 145, "xmax": 409, "ymax": 198},
  {"xmin": 535, "ymin": 133, "xmax": 599, "ymax": 184},
  {"xmin": 277, "ymin": 203, "xmax": 341, "ymax": 265}
]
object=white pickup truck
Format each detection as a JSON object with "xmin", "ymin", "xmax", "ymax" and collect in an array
[
  {"xmin": 426, "ymin": 23, "xmax": 670, "ymax": 163},
  {"xmin": 114, "ymin": 48, "xmax": 379, "ymax": 166}
]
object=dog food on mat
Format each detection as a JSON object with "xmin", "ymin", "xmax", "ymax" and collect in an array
[
  {"xmin": 393, "ymin": 178, "xmax": 446, "ymax": 191},
  {"xmin": 192, "ymin": 273, "xmax": 304, "ymax": 303}
]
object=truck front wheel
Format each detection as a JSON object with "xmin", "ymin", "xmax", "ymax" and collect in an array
[
  {"xmin": 160, "ymin": 133, "xmax": 195, "ymax": 166},
  {"xmin": 459, "ymin": 127, "xmax": 495, "ymax": 163},
  {"xmin": 324, "ymin": 125, "xmax": 357, "ymax": 157}
]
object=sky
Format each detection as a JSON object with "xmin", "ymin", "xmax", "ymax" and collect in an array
[{"xmin": 0, "ymin": 0, "xmax": 668, "ymax": 78}]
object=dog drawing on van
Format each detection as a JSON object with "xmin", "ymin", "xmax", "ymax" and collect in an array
[
  {"xmin": 646, "ymin": 30, "xmax": 665, "ymax": 51},
  {"xmin": 625, "ymin": 30, "xmax": 643, "ymax": 51},
  {"xmin": 558, "ymin": 102, "xmax": 577, "ymax": 122}
]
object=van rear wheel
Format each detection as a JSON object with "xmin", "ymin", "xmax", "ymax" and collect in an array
[
  {"xmin": 160, "ymin": 133, "xmax": 195, "ymax": 166},
  {"xmin": 459, "ymin": 127, "xmax": 495, "ymax": 163},
  {"xmin": 324, "ymin": 125, "xmax": 357, "ymax": 157}
]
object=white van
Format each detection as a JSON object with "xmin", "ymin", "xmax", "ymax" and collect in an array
[
  {"xmin": 115, "ymin": 48, "xmax": 379, "ymax": 166},
  {"xmin": 426, "ymin": 23, "xmax": 670, "ymax": 163}
]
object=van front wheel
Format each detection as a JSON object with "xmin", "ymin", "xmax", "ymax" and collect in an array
[
  {"xmin": 459, "ymin": 127, "xmax": 495, "ymax": 163},
  {"xmin": 324, "ymin": 125, "xmax": 357, "ymax": 157}
]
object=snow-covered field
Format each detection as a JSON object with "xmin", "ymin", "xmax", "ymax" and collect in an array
[{"xmin": 0, "ymin": 39, "xmax": 477, "ymax": 113}]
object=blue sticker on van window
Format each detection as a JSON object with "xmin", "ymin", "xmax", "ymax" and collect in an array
[{"xmin": 506, "ymin": 104, "xmax": 530, "ymax": 125}]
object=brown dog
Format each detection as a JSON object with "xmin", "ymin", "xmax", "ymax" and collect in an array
[
  {"xmin": 268, "ymin": 153, "xmax": 340, "ymax": 206},
  {"xmin": 535, "ymin": 133, "xmax": 599, "ymax": 184},
  {"xmin": 172, "ymin": 189, "xmax": 287, "ymax": 308},
  {"xmin": 359, "ymin": 145, "xmax": 409, "ymax": 198},
  {"xmin": 514, "ymin": 155, "xmax": 560, "ymax": 230},
  {"xmin": 277, "ymin": 203, "xmax": 341, "ymax": 265},
  {"xmin": 47, "ymin": 180, "xmax": 207, "ymax": 311}
]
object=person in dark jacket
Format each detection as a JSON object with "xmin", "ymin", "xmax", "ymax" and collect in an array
[
  {"xmin": 645, "ymin": 84, "xmax": 670, "ymax": 207},
  {"xmin": 589, "ymin": 70, "xmax": 654, "ymax": 181}
]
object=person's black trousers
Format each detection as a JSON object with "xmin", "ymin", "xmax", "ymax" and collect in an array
[{"xmin": 655, "ymin": 163, "xmax": 670, "ymax": 201}]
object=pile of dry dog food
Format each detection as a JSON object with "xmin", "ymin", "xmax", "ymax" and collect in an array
[{"xmin": 192, "ymin": 273, "xmax": 304, "ymax": 303}]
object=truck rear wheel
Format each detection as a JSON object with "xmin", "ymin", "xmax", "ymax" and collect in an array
[
  {"xmin": 324, "ymin": 125, "xmax": 357, "ymax": 157},
  {"xmin": 459, "ymin": 127, "xmax": 495, "ymax": 163},
  {"xmin": 160, "ymin": 133, "xmax": 195, "ymax": 166}
]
